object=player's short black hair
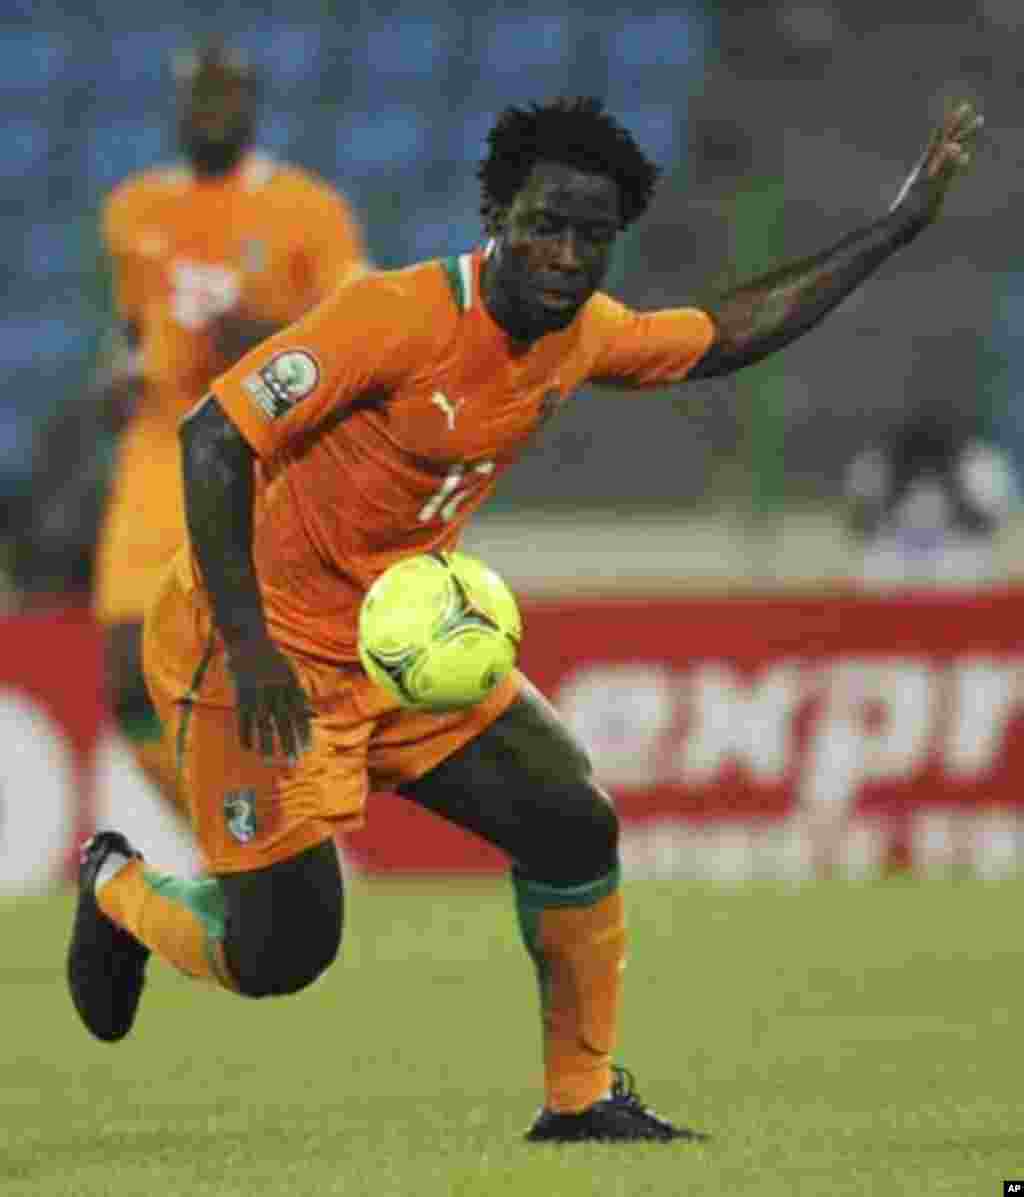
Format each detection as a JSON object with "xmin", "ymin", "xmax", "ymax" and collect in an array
[
  {"xmin": 478, "ymin": 96, "xmax": 660, "ymax": 233},
  {"xmin": 172, "ymin": 39, "xmax": 259, "ymax": 99}
]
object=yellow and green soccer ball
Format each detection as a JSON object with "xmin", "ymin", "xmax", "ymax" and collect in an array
[{"xmin": 358, "ymin": 550, "xmax": 522, "ymax": 711}]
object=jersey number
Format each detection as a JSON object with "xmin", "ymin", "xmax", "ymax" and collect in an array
[
  {"xmin": 170, "ymin": 260, "xmax": 241, "ymax": 330},
  {"xmin": 417, "ymin": 461, "xmax": 495, "ymax": 523}
]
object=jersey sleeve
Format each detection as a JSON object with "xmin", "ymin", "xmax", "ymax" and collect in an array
[
  {"xmin": 583, "ymin": 292, "xmax": 716, "ymax": 387},
  {"xmin": 209, "ymin": 271, "xmax": 432, "ymax": 458},
  {"xmin": 101, "ymin": 185, "xmax": 146, "ymax": 328}
]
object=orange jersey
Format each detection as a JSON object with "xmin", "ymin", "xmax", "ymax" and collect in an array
[
  {"xmin": 94, "ymin": 151, "xmax": 366, "ymax": 625},
  {"xmin": 103, "ymin": 150, "xmax": 366, "ymax": 424},
  {"xmin": 207, "ymin": 248, "xmax": 715, "ymax": 661}
]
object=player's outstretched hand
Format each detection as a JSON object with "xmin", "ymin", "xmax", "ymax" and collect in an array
[
  {"xmin": 890, "ymin": 100, "xmax": 983, "ymax": 224},
  {"xmin": 226, "ymin": 635, "xmax": 313, "ymax": 764}
]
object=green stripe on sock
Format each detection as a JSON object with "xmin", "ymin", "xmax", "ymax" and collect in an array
[
  {"xmin": 512, "ymin": 867, "xmax": 621, "ymax": 915},
  {"xmin": 142, "ymin": 869, "xmax": 226, "ymax": 942}
]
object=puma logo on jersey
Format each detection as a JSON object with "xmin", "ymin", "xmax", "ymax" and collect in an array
[{"xmin": 431, "ymin": 390, "xmax": 463, "ymax": 431}]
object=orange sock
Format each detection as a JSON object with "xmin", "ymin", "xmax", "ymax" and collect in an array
[
  {"xmin": 97, "ymin": 859, "xmax": 237, "ymax": 990},
  {"xmin": 514, "ymin": 870, "xmax": 625, "ymax": 1113}
]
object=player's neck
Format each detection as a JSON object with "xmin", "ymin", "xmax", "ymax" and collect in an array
[{"xmin": 187, "ymin": 144, "xmax": 250, "ymax": 182}]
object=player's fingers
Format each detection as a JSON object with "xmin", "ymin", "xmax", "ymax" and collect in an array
[
  {"xmin": 963, "ymin": 108, "xmax": 983, "ymax": 132},
  {"xmin": 947, "ymin": 100, "xmax": 974, "ymax": 131},
  {"xmin": 257, "ymin": 708, "xmax": 277, "ymax": 761},
  {"xmin": 238, "ymin": 705, "xmax": 254, "ymax": 752},
  {"xmin": 931, "ymin": 103, "xmax": 970, "ymax": 157},
  {"xmin": 274, "ymin": 696, "xmax": 298, "ymax": 764},
  {"xmin": 929, "ymin": 141, "xmax": 968, "ymax": 179},
  {"xmin": 948, "ymin": 99, "xmax": 972, "ymax": 125},
  {"xmin": 287, "ymin": 708, "xmax": 314, "ymax": 764},
  {"xmin": 284, "ymin": 684, "xmax": 313, "ymax": 756},
  {"xmin": 944, "ymin": 143, "xmax": 972, "ymax": 173},
  {"xmin": 960, "ymin": 115, "xmax": 983, "ymax": 148},
  {"xmin": 953, "ymin": 104, "xmax": 982, "ymax": 143},
  {"xmin": 925, "ymin": 143, "xmax": 950, "ymax": 179},
  {"xmin": 296, "ymin": 705, "xmax": 313, "ymax": 754}
]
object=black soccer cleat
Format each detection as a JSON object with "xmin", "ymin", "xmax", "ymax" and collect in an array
[
  {"xmin": 525, "ymin": 1067, "xmax": 710, "ymax": 1144},
  {"xmin": 66, "ymin": 830, "xmax": 150, "ymax": 1042}
]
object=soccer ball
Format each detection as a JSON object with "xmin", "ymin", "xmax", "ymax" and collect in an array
[{"xmin": 358, "ymin": 550, "xmax": 522, "ymax": 711}]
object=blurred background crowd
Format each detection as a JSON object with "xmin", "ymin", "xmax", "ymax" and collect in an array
[{"xmin": 0, "ymin": 0, "xmax": 1020, "ymax": 600}]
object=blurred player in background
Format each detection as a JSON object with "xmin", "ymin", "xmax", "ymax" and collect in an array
[
  {"xmin": 833, "ymin": 397, "xmax": 1018, "ymax": 878},
  {"xmin": 843, "ymin": 397, "xmax": 1018, "ymax": 589},
  {"xmin": 91, "ymin": 40, "xmax": 367, "ymax": 814},
  {"xmin": 67, "ymin": 97, "xmax": 980, "ymax": 1143}
]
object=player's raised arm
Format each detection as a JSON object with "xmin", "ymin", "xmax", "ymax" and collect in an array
[
  {"xmin": 687, "ymin": 101, "xmax": 982, "ymax": 381},
  {"xmin": 179, "ymin": 395, "xmax": 312, "ymax": 762}
]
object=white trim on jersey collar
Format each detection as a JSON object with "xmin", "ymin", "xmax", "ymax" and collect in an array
[
  {"xmin": 159, "ymin": 150, "xmax": 276, "ymax": 189},
  {"xmin": 242, "ymin": 151, "xmax": 276, "ymax": 189},
  {"xmin": 457, "ymin": 253, "xmax": 474, "ymax": 312}
]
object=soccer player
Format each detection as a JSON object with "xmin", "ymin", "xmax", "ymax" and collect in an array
[
  {"xmin": 843, "ymin": 398, "xmax": 1018, "ymax": 589},
  {"xmin": 67, "ymin": 97, "xmax": 980, "ymax": 1142},
  {"xmin": 90, "ymin": 41, "xmax": 367, "ymax": 812}
]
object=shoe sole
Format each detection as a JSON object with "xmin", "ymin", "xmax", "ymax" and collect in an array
[{"xmin": 66, "ymin": 835, "xmax": 149, "ymax": 1042}]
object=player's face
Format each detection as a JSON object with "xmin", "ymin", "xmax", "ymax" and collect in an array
[
  {"xmin": 483, "ymin": 160, "xmax": 621, "ymax": 343},
  {"xmin": 179, "ymin": 68, "xmax": 254, "ymax": 177}
]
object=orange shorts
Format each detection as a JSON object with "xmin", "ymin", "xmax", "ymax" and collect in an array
[{"xmin": 143, "ymin": 563, "xmax": 522, "ymax": 874}]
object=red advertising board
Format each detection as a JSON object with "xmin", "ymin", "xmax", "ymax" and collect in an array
[
  {"xmin": 4, "ymin": 589, "xmax": 1024, "ymax": 884},
  {"xmin": 0, "ymin": 603, "xmax": 105, "ymax": 888}
]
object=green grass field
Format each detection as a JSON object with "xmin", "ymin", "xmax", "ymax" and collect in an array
[{"xmin": 2, "ymin": 876, "xmax": 1023, "ymax": 1196}]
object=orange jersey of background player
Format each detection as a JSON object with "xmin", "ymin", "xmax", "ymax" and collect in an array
[
  {"xmin": 103, "ymin": 150, "xmax": 366, "ymax": 422},
  {"xmin": 94, "ymin": 151, "xmax": 366, "ymax": 623},
  {"xmin": 204, "ymin": 247, "xmax": 715, "ymax": 661}
]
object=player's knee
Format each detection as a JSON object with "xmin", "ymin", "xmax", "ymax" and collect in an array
[
  {"xmin": 573, "ymin": 786, "xmax": 620, "ymax": 877},
  {"xmin": 525, "ymin": 783, "xmax": 620, "ymax": 886},
  {"xmin": 229, "ymin": 900, "xmax": 342, "ymax": 998},
  {"xmin": 221, "ymin": 840, "xmax": 344, "ymax": 998},
  {"xmin": 237, "ymin": 921, "xmax": 341, "ymax": 998}
]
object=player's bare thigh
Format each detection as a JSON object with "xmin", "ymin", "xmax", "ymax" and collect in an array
[
  {"xmin": 397, "ymin": 680, "xmax": 617, "ymax": 885},
  {"xmin": 468, "ymin": 677, "xmax": 594, "ymax": 785}
]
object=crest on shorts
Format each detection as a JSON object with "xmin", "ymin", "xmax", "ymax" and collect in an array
[{"xmin": 224, "ymin": 789, "xmax": 259, "ymax": 844}]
